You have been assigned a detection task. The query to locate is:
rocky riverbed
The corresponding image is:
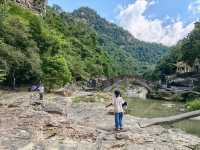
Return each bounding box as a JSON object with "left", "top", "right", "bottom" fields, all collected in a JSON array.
[{"left": 0, "top": 91, "right": 200, "bottom": 150}]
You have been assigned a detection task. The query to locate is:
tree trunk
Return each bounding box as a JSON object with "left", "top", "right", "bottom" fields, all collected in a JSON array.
[
  {"left": 12, "top": 72, "right": 16, "bottom": 90},
  {"left": 138, "top": 110, "right": 200, "bottom": 128}
]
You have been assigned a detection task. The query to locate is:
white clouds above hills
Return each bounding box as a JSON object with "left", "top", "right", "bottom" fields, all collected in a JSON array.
[{"left": 118, "top": 0, "right": 194, "bottom": 46}]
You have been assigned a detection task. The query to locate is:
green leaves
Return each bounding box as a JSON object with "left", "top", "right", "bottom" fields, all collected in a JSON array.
[
  {"left": 42, "top": 55, "right": 72, "bottom": 90},
  {"left": 155, "top": 21, "right": 200, "bottom": 78},
  {"left": 1, "top": 2, "right": 146, "bottom": 88},
  {"left": 72, "top": 7, "right": 169, "bottom": 69},
  {"left": 186, "top": 98, "right": 200, "bottom": 111},
  {"left": 0, "top": 0, "right": 7, "bottom": 20}
]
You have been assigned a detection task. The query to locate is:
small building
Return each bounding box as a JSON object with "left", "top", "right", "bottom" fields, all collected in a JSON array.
[
  {"left": 176, "top": 58, "right": 200, "bottom": 74},
  {"left": 176, "top": 61, "right": 192, "bottom": 74}
]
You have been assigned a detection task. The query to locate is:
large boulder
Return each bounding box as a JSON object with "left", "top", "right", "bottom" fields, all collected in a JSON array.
[
  {"left": 42, "top": 103, "right": 64, "bottom": 115},
  {"left": 124, "top": 86, "right": 148, "bottom": 99}
]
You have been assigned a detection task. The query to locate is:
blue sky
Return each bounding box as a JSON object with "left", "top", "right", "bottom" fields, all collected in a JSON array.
[{"left": 48, "top": 0, "right": 200, "bottom": 46}]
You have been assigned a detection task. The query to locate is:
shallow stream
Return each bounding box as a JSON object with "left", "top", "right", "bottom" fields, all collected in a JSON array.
[{"left": 127, "top": 98, "right": 200, "bottom": 137}]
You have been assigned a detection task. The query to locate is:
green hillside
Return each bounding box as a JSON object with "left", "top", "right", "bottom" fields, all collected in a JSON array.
[
  {"left": 72, "top": 7, "right": 169, "bottom": 65},
  {"left": 154, "top": 22, "right": 200, "bottom": 78},
  {"left": 0, "top": 2, "right": 169, "bottom": 89},
  {"left": 0, "top": 3, "right": 116, "bottom": 88}
]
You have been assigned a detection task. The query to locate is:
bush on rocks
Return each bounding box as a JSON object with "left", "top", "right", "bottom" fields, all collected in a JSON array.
[{"left": 186, "top": 98, "right": 200, "bottom": 111}]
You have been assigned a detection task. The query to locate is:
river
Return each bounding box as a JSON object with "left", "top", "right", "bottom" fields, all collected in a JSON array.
[{"left": 127, "top": 98, "right": 200, "bottom": 137}]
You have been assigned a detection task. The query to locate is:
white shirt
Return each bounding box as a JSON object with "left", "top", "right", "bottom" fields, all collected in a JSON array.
[
  {"left": 38, "top": 86, "right": 44, "bottom": 93},
  {"left": 112, "top": 96, "right": 124, "bottom": 113}
]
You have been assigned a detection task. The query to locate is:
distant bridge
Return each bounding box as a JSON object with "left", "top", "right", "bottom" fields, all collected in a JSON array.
[{"left": 99, "top": 75, "right": 153, "bottom": 92}]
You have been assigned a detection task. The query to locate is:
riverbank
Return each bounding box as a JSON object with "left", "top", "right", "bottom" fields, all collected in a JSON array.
[
  {"left": 0, "top": 90, "right": 200, "bottom": 149},
  {"left": 126, "top": 98, "right": 200, "bottom": 137}
]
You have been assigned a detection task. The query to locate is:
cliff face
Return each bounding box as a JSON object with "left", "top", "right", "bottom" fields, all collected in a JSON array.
[{"left": 15, "top": 0, "right": 47, "bottom": 13}]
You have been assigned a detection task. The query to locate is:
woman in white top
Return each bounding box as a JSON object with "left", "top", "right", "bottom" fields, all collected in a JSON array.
[
  {"left": 38, "top": 84, "right": 44, "bottom": 100},
  {"left": 106, "top": 90, "right": 125, "bottom": 131}
]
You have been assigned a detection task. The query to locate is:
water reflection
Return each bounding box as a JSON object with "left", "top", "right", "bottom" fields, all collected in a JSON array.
[{"left": 127, "top": 98, "right": 200, "bottom": 137}]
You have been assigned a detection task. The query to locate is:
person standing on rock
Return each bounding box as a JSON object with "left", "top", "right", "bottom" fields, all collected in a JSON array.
[
  {"left": 106, "top": 90, "right": 126, "bottom": 131},
  {"left": 38, "top": 83, "right": 44, "bottom": 100}
]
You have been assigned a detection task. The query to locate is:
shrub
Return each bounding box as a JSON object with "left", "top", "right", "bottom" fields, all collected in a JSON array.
[
  {"left": 42, "top": 55, "right": 72, "bottom": 91},
  {"left": 186, "top": 98, "right": 200, "bottom": 111}
]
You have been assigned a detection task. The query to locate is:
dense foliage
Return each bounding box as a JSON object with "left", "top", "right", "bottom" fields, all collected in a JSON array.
[
  {"left": 42, "top": 55, "right": 72, "bottom": 90},
  {"left": 0, "top": 3, "right": 169, "bottom": 89},
  {"left": 155, "top": 22, "right": 200, "bottom": 78},
  {"left": 0, "top": 3, "right": 115, "bottom": 88},
  {"left": 72, "top": 7, "right": 169, "bottom": 75},
  {"left": 187, "top": 98, "right": 200, "bottom": 111}
]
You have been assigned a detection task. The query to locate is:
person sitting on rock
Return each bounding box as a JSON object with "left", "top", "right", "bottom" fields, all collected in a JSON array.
[{"left": 106, "top": 90, "right": 126, "bottom": 131}]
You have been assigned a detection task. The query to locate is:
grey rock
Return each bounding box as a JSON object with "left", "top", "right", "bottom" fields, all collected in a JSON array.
[
  {"left": 0, "top": 91, "right": 200, "bottom": 150},
  {"left": 115, "top": 133, "right": 130, "bottom": 140},
  {"left": 14, "top": 0, "right": 47, "bottom": 14},
  {"left": 42, "top": 103, "right": 64, "bottom": 115}
]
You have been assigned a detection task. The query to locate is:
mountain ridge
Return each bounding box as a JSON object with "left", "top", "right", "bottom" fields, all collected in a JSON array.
[
  {"left": 0, "top": 3, "right": 169, "bottom": 87},
  {"left": 72, "top": 7, "right": 169, "bottom": 64}
]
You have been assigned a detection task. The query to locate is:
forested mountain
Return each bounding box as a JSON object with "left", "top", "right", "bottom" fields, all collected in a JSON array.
[
  {"left": 0, "top": 2, "right": 117, "bottom": 88},
  {"left": 72, "top": 7, "right": 169, "bottom": 65},
  {"left": 154, "top": 22, "right": 200, "bottom": 79},
  {"left": 0, "top": 2, "right": 169, "bottom": 89}
]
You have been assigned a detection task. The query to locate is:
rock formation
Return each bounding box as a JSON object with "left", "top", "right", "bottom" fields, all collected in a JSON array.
[
  {"left": 0, "top": 91, "right": 200, "bottom": 149},
  {"left": 15, "top": 0, "right": 47, "bottom": 14}
]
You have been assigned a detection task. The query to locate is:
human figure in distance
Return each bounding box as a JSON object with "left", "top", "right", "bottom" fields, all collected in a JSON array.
[
  {"left": 106, "top": 90, "right": 127, "bottom": 131},
  {"left": 38, "top": 82, "right": 44, "bottom": 100}
]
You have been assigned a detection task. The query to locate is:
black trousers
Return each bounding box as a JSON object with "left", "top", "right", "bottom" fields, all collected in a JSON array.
[{"left": 39, "top": 93, "right": 43, "bottom": 100}]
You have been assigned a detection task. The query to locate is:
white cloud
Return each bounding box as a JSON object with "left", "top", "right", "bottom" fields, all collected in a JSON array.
[
  {"left": 149, "top": 0, "right": 158, "bottom": 6},
  {"left": 118, "top": 0, "right": 194, "bottom": 46},
  {"left": 188, "top": 0, "right": 200, "bottom": 14}
]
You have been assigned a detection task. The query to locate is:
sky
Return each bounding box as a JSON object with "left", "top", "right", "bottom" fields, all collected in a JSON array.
[{"left": 48, "top": 0, "right": 200, "bottom": 46}]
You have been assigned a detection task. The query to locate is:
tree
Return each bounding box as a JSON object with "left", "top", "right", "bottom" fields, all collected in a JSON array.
[
  {"left": 42, "top": 55, "right": 72, "bottom": 91},
  {"left": 0, "top": 40, "right": 25, "bottom": 87},
  {"left": 154, "top": 21, "right": 200, "bottom": 79},
  {"left": 0, "top": 0, "right": 7, "bottom": 19}
]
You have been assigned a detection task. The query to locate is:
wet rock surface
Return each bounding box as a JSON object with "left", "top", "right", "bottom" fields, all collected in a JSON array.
[{"left": 0, "top": 91, "right": 200, "bottom": 150}]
